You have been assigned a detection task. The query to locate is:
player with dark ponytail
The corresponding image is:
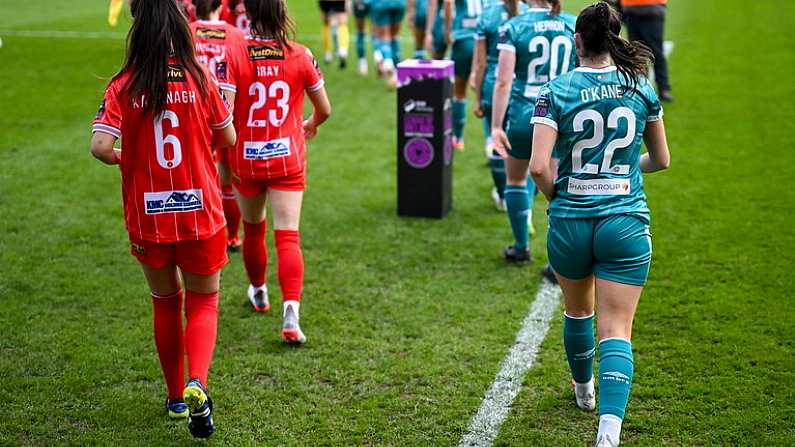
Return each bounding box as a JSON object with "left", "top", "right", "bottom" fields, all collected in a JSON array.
[
  {"left": 91, "top": 0, "right": 236, "bottom": 438},
  {"left": 529, "top": 2, "right": 669, "bottom": 446}
]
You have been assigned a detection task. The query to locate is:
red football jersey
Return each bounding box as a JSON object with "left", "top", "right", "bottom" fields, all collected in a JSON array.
[
  {"left": 178, "top": 0, "right": 197, "bottom": 23},
  {"left": 190, "top": 19, "right": 245, "bottom": 93},
  {"left": 93, "top": 62, "right": 233, "bottom": 243},
  {"left": 226, "top": 37, "right": 324, "bottom": 179},
  {"left": 225, "top": 0, "right": 250, "bottom": 34}
]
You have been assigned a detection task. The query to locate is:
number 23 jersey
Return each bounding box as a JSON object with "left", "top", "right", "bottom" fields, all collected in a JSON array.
[
  {"left": 531, "top": 67, "right": 663, "bottom": 220},
  {"left": 226, "top": 38, "right": 325, "bottom": 180},
  {"left": 92, "top": 63, "right": 233, "bottom": 243}
]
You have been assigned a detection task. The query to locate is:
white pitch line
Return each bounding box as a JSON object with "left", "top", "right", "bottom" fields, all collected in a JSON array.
[{"left": 458, "top": 279, "right": 562, "bottom": 447}]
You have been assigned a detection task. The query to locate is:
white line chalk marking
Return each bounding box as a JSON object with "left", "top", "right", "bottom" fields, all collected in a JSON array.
[{"left": 458, "top": 279, "right": 562, "bottom": 447}]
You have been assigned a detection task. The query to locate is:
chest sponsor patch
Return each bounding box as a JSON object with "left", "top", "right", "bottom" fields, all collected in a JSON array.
[
  {"left": 567, "top": 178, "right": 630, "bottom": 196},
  {"left": 196, "top": 28, "right": 226, "bottom": 40},
  {"left": 144, "top": 189, "right": 203, "bottom": 214},
  {"left": 249, "top": 44, "right": 284, "bottom": 60},
  {"left": 244, "top": 138, "right": 291, "bottom": 160},
  {"left": 167, "top": 64, "right": 187, "bottom": 83}
]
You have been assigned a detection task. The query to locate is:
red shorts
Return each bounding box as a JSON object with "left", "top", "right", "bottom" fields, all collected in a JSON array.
[
  {"left": 130, "top": 229, "right": 228, "bottom": 275},
  {"left": 232, "top": 171, "right": 306, "bottom": 196}
]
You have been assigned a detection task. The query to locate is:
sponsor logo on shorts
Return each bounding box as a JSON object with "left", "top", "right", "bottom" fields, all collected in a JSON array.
[
  {"left": 249, "top": 44, "right": 284, "bottom": 60},
  {"left": 144, "top": 189, "right": 203, "bottom": 214},
  {"left": 167, "top": 64, "right": 187, "bottom": 83},
  {"left": 567, "top": 178, "right": 630, "bottom": 196},
  {"left": 196, "top": 28, "right": 226, "bottom": 40},
  {"left": 244, "top": 138, "right": 291, "bottom": 160}
]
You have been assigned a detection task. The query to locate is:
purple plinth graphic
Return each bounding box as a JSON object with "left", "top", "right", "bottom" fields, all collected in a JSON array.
[
  {"left": 404, "top": 138, "right": 434, "bottom": 169},
  {"left": 397, "top": 59, "right": 455, "bottom": 87}
]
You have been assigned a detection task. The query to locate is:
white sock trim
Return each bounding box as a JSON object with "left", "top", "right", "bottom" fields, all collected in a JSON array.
[
  {"left": 599, "top": 337, "right": 630, "bottom": 344},
  {"left": 283, "top": 300, "right": 300, "bottom": 318},
  {"left": 564, "top": 312, "right": 595, "bottom": 319}
]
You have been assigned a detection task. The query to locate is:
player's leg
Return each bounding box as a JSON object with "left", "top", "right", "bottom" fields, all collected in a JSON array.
[
  {"left": 430, "top": 13, "right": 447, "bottom": 59},
  {"left": 217, "top": 159, "right": 241, "bottom": 252},
  {"left": 320, "top": 5, "right": 334, "bottom": 63},
  {"left": 269, "top": 187, "right": 307, "bottom": 345},
  {"left": 354, "top": 2, "right": 369, "bottom": 74},
  {"left": 503, "top": 155, "right": 531, "bottom": 261},
  {"left": 591, "top": 214, "right": 652, "bottom": 446},
  {"left": 451, "top": 38, "right": 474, "bottom": 150},
  {"left": 389, "top": 9, "right": 405, "bottom": 66},
  {"left": 481, "top": 102, "right": 506, "bottom": 211},
  {"left": 547, "top": 216, "right": 598, "bottom": 411},
  {"left": 333, "top": 9, "right": 350, "bottom": 68},
  {"left": 234, "top": 183, "right": 271, "bottom": 312},
  {"left": 140, "top": 259, "right": 187, "bottom": 419},
  {"left": 412, "top": 0, "right": 427, "bottom": 59}
]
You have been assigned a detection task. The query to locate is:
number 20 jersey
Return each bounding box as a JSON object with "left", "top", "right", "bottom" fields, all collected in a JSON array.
[
  {"left": 92, "top": 63, "right": 233, "bottom": 242},
  {"left": 531, "top": 67, "right": 664, "bottom": 220},
  {"left": 226, "top": 37, "right": 324, "bottom": 180}
]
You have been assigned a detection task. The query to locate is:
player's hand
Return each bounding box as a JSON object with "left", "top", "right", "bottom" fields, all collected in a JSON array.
[
  {"left": 424, "top": 34, "right": 434, "bottom": 53},
  {"left": 445, "top": 32, "right": 453, "bottom": 46},
  {"left": 491, "top": 128, "right": 510, "bottom": 159},
  {"left": 303, "top": 119, "right": 318, "bottom": 140},
  {"left": 113, "top": 148, "right": 122, "bottom": 165},
  {"left": 472, "top": 102, "right": 484, "bottom": 118}
]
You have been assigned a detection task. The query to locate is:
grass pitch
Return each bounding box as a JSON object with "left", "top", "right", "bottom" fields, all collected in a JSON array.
[{"left": 0, "top": 0, "right": 793, "bottom": 445}]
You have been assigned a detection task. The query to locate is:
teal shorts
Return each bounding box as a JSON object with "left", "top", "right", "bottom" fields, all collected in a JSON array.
[
  {"left": 372, "top": 5, "right": 406, "bottom": 27},
  {"left": 431, "top": 16, "right": 447, "bottom": 55},
  {"left": 505, "top": 100, "right": 534, "bottom": 159},
  {"left": 353, "top": 0, "right": 371, "bottom": 18},
  {"left": 547, "top": 214, "right": 652, "bottom": 286},
  {"left": 451, "top": 37, "right": 474, "bottom": 80},
  {"left": 414, "top": 0, "right": 428, "bottom": 29}
]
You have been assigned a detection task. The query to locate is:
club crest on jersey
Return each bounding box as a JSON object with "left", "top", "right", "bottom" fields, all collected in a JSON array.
[
  {"left": 243, "top": 138, "right": 291, "bottom": 160},
  {"left": 534, "top": 96, "right": 550, "bottom": 117},
  {"left": 144, "top": 189, "right": 203, "bottom": 214},
  {"left": 249, "top": 44, "right": 284, "bottom": 60},
  {"left": 167, "top": 64, "right": 187, "bottom": 83},
  {"left": 196, "top": 28, "right": 226, "bottom": 40}
]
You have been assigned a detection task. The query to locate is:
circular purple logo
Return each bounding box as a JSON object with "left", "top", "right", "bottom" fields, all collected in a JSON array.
[
  {"left": 444, "top": 135, "right": 453, "bottom": 165},
  {"left": 404, "top": 138, "right": 434, "bottom": 169}
]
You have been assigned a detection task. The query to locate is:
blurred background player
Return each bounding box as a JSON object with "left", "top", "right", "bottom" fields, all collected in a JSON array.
[
  {"left": 371, "top": 0, "right": 407, "bottom": 87},
  {"left": 471, "top": 0, "right": 528, "bottom": 210},
  {"left": 353, "top": 0, "right": 375, "bottom": 75},
  {"left": 226, "top": 0, "right": 331, "bottom": 344},
  {"left": 618, "top": 0, "right": 672, "bottom": 102},
  {"left": 190, "top": 0, "right": 246, "bottom": 252},
  {"left": 424, "top": 0, "right": 448, "bottom": 59},
  {"left": 107, "top": 0, "right": 125, "bottom": 27},
  {"left": 406, "top": 0, "right": 428, "bottom": 59},
  {"left": 226, "top": 0, "right": 250, "bottom": 33},
  {"left": 318, "top": 0, "right": 350, "bottom": 69},
  {"left": 178, "top": 0, "right": 198, "bottom": 22},
  {"left": 529, "top": 3, "right": 670, "bottom": 445},
  {"left": 491, "top": 0, "right": 575, "bottom": 262},
  {"left": 90, "top": 0, "right": 236, "bottom": 438},
  {"left": 444, "top": 0, "right": 487, "bottom": 151}
]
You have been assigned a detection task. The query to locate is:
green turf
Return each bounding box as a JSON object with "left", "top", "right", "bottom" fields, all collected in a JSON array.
[{"left": 0, "top": 0, "right": 793, "bottom": 445}]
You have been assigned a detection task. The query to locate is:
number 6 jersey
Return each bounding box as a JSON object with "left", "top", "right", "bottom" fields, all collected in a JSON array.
[
  {"left": 531, "top": 67, "right": 664, "bottom": 220},
  {"left": 92, "top": 62, "right": 233, "bottom": 242},
  {"left": 226, "top": 37, "right": 324, "bottom": 180}
]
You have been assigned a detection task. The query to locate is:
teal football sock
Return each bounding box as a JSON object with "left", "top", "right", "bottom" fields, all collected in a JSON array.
[
  {"left": 391, "top": 39, "right": 402, "bottom": 63},
  {"left": 599, "top": 338, "right": 634, "bottom": 420},
  {"left": 489, "top": 153, "right": 506, "bottom": 199},
  {"left": 380, "top": 40, "right": 393, "bottom": 65},
  {"left": 413, "top": 48, "right": 425, "bottom": 59},
  {"left": 356, "top": 31, "right": 366, "bottom": 59},
  {"left": 453, "top": 99, "right": 467, "bottom": 140},
  {"left": 564, "top": 313, "right": 595, "bottom": 384},
  {"left": 504, "top": 185, "right": 530, "bottom": 250},
  {"left": 526, "top": 179, "right": 537, "bottom": 197}
]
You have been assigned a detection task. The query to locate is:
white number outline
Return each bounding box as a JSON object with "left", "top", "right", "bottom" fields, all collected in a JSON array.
[
  {"left": 154, "top": 110, "right": 182, "bottom": 169},
  {"left": 247, "top": 81, "right": 291, "bottom": 128},
  {"left": 525, "top": 35, "right": 573, "bottom": 97},
  {"left": 571, "top": 107, "right": 635, "bottom": 175}
]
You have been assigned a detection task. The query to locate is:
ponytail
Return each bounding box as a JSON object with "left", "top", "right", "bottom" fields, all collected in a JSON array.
[
  {"left": 195, "top": 0, "right": 222, "bottom": 20},
  {"left": 245, "top": 0, "right": 295, "bottom": 48},
  {"left": 549, "top": 0, "right": 561, "bottom": 16},
  {"left": 121, "top": 0, "right": 208, "bottom": 114},
  {"left": 576, "top": 1, "right": 653, "bottom": 92},
  {"left": 505, "top": 0, "right": 520, "bottom": 17}
]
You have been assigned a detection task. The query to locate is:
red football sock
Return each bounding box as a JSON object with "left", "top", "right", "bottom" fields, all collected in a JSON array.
[
  {"left": 243, "top": 220, "right": 268, "bottom": 287},
  {"left": 151, "top": 290, "right": 185, "bottom": 400},
  {"left": 221, "top": 185, "right": 241, "bottom": 243},
  {"left": 275, "top": 230, "right": 304, "bottom": 302},
  {"left": 184, "top": 290, "right": 219, "bottom": 387}
]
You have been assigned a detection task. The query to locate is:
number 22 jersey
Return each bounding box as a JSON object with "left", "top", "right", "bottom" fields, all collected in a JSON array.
[
  {"left": 226, "top": 37, "right": 324, "bottom": 180},
  {"left": 92, "top": 63, "right": 233, "bottom": 242}
]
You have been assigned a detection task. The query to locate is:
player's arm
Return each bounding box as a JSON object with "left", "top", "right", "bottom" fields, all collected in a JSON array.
[
  {"left": 90, "top": 132, "right": 121, "bottom": 165},
  {"left": 424, "top": 0, "right": 438, "bottom": 51},
  {"left": 470, "top": 38, "right": 487, "bottom": 117},
  {"left": 529, "top": 123, "right": 558, "bottom": 201},
  {"left": 443, "top": 0, "right": 453, "bottom": 44},
  {"left": 213, "top": 122, "right": 236, "bottom": 149},
  {"left": 490, "top": 47, "right": 516, "bottom": 157},
  {"left": 407, "top": 0, "right": 416, "bottom": 25},
  {"left": 221, "top": 90, "right": 236, "bottom": 113},
  {"left": 303, "top": 86, "right": 332, "bottom": 140},
  {"left": 640, "top": 119, "right": 670, "bottom": 173}
]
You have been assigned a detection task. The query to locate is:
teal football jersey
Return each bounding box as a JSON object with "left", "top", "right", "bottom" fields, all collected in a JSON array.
[
  {"left": 531, "top": 67, "right": 664, "bottom": 219},
  {"left": 372, "top": 0, "right": 406, "bottom": 9},
  {"left": 497, "top": 8, "right": 576, "bottom": 108},
  {"left": 451, "top": 0, "right": 495, "bottom": 41},
  {"left": 476, "top": 2, "right": 529, "bottom": 78}
]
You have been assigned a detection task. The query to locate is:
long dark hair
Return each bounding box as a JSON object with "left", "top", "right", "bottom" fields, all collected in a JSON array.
[
  {"left": 506, "top": 0, "right": 520, "bottom": 17},
  {"left": 524, "top": 0, "right": 561, "bottom": 16},
  {"left": 195, "top": 0, "right": 222, "bottom": 20},
  {"left": 576, "top": 1, "right": 653, "bottom": 92},
  {"left": 120, "top": 0, "right": 208, "bottom": 114},
  {"left": 245, "top": 0, "right": 295, "bottom": 48}
]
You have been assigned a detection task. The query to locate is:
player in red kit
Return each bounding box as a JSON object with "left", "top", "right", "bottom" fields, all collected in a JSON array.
[
  {"left": 225, "top": 0, "right": 251, "bottom": 34},
  {"left": 190, "top": 0, "right": 246, "bottom": 252},
  {"left": 226, "top": 0, "right": 331, "bottom": 344},
  {"left": 90, "top": 0, "right": 235, "bottom": 439}
]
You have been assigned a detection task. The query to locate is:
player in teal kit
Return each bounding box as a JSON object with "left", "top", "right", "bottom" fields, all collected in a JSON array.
[
  {"left": 353, "top": 0, "right": 374, "bottom": 75},
  {"left": 371, "top": 0, "right": 407, "bottom": 87},
  {"left": 528, "top": 3, "right": 670, "bottom": 446},
  {"left": 471, "top": 0, "right": 528, "bottom": 210},
  {"left": 407, "top": 0, "right": 429, "bottom": 59},
  {"left": 424, "top": 0, "right": 448, "bottom": 59},
  {"left": 491, "top": 0, "right": 576, "bottom": 262}
]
